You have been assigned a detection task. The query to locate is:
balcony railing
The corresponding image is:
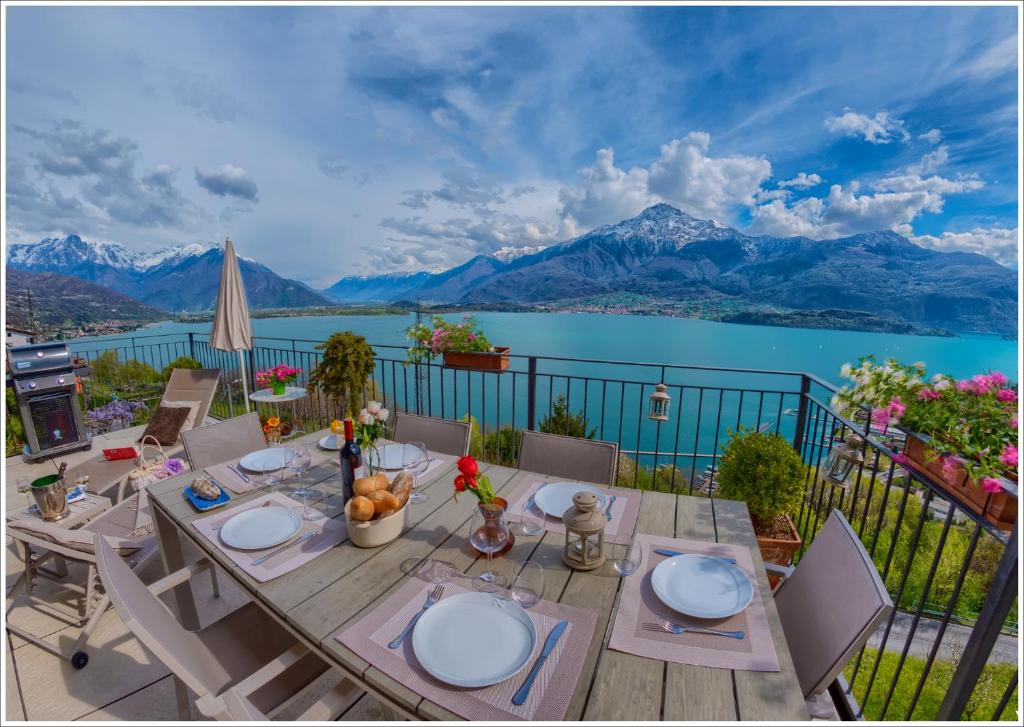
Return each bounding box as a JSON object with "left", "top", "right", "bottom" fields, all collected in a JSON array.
[{"left": 39, "top": 330, "right": 1019, "bottom": 721}]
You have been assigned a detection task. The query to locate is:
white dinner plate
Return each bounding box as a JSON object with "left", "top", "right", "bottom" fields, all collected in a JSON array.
[
  {"left": 318, "top": 435, "right": 343, "bottom": 451},
  {"left": 367, "top": 443, "right": 422, "bottom": 471},
  {"left": 238, "top": 447, "right": 297, "bottom": 472},
  {"left": 532, "top": 482, "right": 608, "bottom": 519},
  {"left": 651, "top": 554, "right": 754, "bottom": 619},
  {"left": 219, "top": 506, "right": 303, "bottom": 550},
  {"left": 412, "top": 592, "right": 537, "bottom": 688}
]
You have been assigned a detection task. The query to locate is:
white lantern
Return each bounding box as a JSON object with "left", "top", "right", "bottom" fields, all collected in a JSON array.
[
  {"left": 648, "top": 383, "right": 671, "bottom": 422},
  {"left": 824, "top": 434, "right": 865, "bottom": 488}
]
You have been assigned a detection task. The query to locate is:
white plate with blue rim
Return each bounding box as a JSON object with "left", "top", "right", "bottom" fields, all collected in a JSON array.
[
  {"left": 238, "top": 447, "right": 296, "bottom": 473},
  {"left": 411, "top": 592, "right": 537, "bottom": 688},
  {"left": 532, "top": 482, "right": 607, "bottom": 519},
  {"left": 651, "top": 554, "right": 753, "bottom": 619}
]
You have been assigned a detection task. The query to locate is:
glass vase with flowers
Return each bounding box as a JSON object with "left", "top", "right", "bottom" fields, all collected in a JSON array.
[{"left": 354, "top": 401, "right": 389, "bottom": 474}]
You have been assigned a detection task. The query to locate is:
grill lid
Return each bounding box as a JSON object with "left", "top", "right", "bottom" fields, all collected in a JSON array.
[{"left": 6, "top": 342, "right": 73, "bottom": 377}]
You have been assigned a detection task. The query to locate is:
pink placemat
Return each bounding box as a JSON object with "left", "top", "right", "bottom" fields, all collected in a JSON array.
[
  {"left": 205, "top": 458, "right": 259, "bottom": 494},
  {"left": 336, "top": 577, "right": 597, "bottom": 720},
  {"left": 504, "top": 480, "right": 641, "bottom": 545},
  {"left": 192, "top": 491, "right": 347, "bottom": 582},
  {"left": 608, "top": 533, "right": 779, "bottom": 671}
]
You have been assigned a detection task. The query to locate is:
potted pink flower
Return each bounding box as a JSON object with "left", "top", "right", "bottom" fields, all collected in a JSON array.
[
  {"left": 834, "top": 356, "right": 1017, "bottom": 529},
  {"left": 405, "top": 315, "right": 510, "bottom": 371},
  {"left": 255, "top": 364, "right": 302, "bottom": 396}
]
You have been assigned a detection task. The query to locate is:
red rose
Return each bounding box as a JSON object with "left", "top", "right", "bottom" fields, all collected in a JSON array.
[
  {"left": 466, "top": 477, "right": 478, "bottom": 489},
  {"left": 457, "top": 456, "right": 479, "bottom": 477},
  {"left": 454, "top": 474, "right": 467, "bottom": 492}
]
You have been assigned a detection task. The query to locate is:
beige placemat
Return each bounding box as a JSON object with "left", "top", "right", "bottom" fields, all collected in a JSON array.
[
  {"left": 504, "top": 480, "right": 641, "bottom": 545},
  {"left": 336, "top": 577, "right": 597, "bottom": 720},
  {"left": 608, "top": 533, "right": 779, "bottom": 671},
  {"left": 192, "top": 491, "right": 346, "bottom": 582},
  {"left": 205, "top": 458, "right": 260, "bottom": 494}
]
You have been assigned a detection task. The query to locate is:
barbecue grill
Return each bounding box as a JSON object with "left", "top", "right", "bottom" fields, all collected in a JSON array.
[{"left": 7, "top": 342, "right": 91, "bottom": 460}]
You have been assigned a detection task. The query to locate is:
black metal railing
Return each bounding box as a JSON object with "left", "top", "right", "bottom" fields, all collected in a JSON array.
[{"left": 53, "top": 330, "right": 1019, "bottom": 721}]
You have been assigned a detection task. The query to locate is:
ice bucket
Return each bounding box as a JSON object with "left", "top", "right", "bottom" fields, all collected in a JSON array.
[{"left": 31, "top": 474, "right": 70, "bottom": 522}]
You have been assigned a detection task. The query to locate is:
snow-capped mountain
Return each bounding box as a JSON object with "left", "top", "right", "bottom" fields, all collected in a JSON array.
[
  {"left": 490, "top": 245, "right": 547, "bottom": 262},
  {"left": 7, "top": 235, "right": 333, "bottom": 312}
]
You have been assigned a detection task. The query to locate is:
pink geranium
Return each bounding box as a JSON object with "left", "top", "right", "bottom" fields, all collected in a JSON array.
[
  {"left": 917, "top": 388, "right": 941, "bottom": 401},
  {"left": 981, "top": 477, "right": 1003, "bottom": 494},
  {"left": 996, "top": 388, "right": 1017, "bottom": 403},
  {"left": 1000, "top": 445, "right": 1018, "bottom": 469}
]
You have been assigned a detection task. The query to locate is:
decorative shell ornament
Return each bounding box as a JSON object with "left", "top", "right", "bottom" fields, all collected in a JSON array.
[{"left": 191, "top": 476, "right": 222, "bottom": 501}]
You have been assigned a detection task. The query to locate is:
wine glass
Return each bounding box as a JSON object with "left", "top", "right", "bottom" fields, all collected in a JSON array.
[
  {"left": 293, "top": 488, "right": 326, "bottom": 521},
  {"left": 16, "top": 476, "right": 32, "bottom": 511},
  {"left": 469, "top": 506, "right": 509, "bottom": 593},
  {"left": 285, "top": 443, "right": 312, "bottom": 495},
  {"left": 613, "top": 539, "right": 641, "bottom": 577},
  {"left": 403, "top": 441, "right": 431, "bottom": 504},
  {"left": 509, "top": 562, "right": 544, "bottom": 609},
  {"left": 263, "top": 445, "right": 291, "bottom": 486}
]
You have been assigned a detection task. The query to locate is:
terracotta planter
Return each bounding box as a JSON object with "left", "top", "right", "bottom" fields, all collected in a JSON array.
[
  {"left": 903, "top": 434, "right": 1017, "bottom": 530},
  {"left": 755, "top": 514, "right": 802, "bottom": 588},
  {"left": 443, "top": 347, "right": 511, "bottom": 372},
  {"left": 470, "top": 496, "right": 515, "bottom": 557}
]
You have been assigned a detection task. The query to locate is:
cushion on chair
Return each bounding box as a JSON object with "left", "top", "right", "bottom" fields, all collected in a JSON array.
[
  {"left": 160, "top": 399, "right": 202, "bottom": 431},
  {"left": 8, "top": 518, "right": 143, "bottom": 556},
  {"left": 138, "top": 404, "right": 192, "bottom": 446}
]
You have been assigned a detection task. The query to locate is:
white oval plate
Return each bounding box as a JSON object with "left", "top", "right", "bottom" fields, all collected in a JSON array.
[
  {"left": 651, "top": 554, "right": 754, "bottom": 619},
  {"left": 533, "top": 482, "right": 608, "bottom": 519},
  {"left": 219, "top": 506, "right": 302, "bottom": 550},
  {"left": 412, "top": 592, "right": 537, "bottom": 688},
  {"left": 368, "top": 443, "right": 422, "bottom": 471},
  {"left": 318, "top": 435, "right": 343, "bottom": 451},
  {"left": 239, "top": 447, "right": 297, "bottom": 472}
]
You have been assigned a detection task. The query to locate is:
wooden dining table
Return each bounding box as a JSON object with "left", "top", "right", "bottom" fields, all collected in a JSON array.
[{"left": 146, "top": 428, "right": 808, "bottom": 721}]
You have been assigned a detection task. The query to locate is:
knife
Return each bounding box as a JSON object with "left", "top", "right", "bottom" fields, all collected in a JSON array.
[
  {"left": 251, "top": 531, "right": 316, "bottom": 566},
  {"left": 654, "top": 548, "right": 736, "bottom": 564},
  {"left": 512, "top": 619, "right": 569, "bottom": 705},
  {"left": 603, "top": 495, "right": 617, "bottom": 521},
  {"left": 227, "top": 464, "right": 250, "bottom": 483}
]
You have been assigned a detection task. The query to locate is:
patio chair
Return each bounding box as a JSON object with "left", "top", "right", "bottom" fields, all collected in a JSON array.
[
  {"left": 5, "top": 488, "right": 217, "bottom": 669},
  {"left": 517, "top": 430, "right": 619, "bottom": 485},
  {"left": 93, "top": 535, "right": 361, "bottom": 720},
  {"left": 180, "top": 412, "right": 266, "bottom": 471},
  {"left": 393, "top": 412, "right": 472, "bottom": 457},
  {"left": 766, "top": 510, "right": 893, "bottom": 719},
  {"left": 163, "top": 367, "right": 223, "bottom": 430}
]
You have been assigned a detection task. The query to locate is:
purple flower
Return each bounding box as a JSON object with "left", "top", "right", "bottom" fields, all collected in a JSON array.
[{"left": 164, "top": 458, "right": 185, "bottom": 475}]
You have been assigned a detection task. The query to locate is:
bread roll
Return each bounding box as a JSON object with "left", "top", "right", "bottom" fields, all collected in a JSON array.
[
  {"left": 389, "top": 470, "right": 414, "bottom": 508},
  {"left": 366, "top": 489, "right": 400, "bottom": 516},
  {"left": 354, "top": 474, "right": 389, "bottom": 497},
  {"left": 348, "top": 495, "right": 375, "bottom": 521}
]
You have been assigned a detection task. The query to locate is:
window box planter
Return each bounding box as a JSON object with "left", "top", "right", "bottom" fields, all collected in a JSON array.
[
  {"left": 901, "top": 430, "right": 1017, "bottom": 530},
  {"left": 442, "top": 347, "right": 511, "bottom": 372}
]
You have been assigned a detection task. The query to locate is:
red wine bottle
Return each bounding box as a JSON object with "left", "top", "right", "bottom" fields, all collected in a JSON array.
[{"left": 339, "top": 418, "right": 362, "bottom": 506}]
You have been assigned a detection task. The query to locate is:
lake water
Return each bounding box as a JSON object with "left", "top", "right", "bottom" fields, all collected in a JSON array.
[{"left": 72, "top": 313, "right": 1017, "bottom": 481}]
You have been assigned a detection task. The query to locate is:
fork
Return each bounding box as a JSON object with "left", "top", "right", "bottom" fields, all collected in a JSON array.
[
  {"left": 643, "top": 618, "right": 745, "bottom": 639},
  {"left": 604, "top": 495, "right": 617, "bottom": 521},
  {"left": 388, "top": 584, "right": 445, "bottom": 649}
]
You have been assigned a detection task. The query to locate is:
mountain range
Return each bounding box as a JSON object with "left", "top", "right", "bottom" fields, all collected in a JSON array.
[
  {"left": 322, "top": 204, "right": 1018, "bottom": 335},
  {"left": 7, "top": 235, "right": 334, "bottom": 312}
]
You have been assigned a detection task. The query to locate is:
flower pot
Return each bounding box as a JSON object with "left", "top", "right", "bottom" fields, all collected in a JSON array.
[
  {"left": 754, "top": 514, "right": 802, "bottom": 588},
  {"left": 443, "top": 347, "right": 511, "bottom": 372},
  {"left": 270, "top": 380, "right": 287, "bottom": 396},
  {"left": 903, "top": 433, "right": 1017, "bottom": 530},
  {"left": 470, "top": 496, "right": 515, "bottom": 557}
]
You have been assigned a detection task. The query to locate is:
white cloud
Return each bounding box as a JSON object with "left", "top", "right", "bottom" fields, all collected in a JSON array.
[
  {"left": 194, "top": 163, "right": 259, "bottom": 202},
  {"left": 910, "top": 227, "right": 1019, "bottom": 266},
  {"left": 749, "top": 196, "right": 825, "bottom": 237},
  {"left": 559, "top": 131, "right": 771, "bottom": 229},
  {"left": 919, "top": 128, "right": 943, "bottom": 144},
  {"left": 872, "top": 171, "right": 984, "bottom": 196},
  {"left": 824, "top": 108, "right": 910, "bottom": 144},
  {"left": 905, "top": 145, "right": 949, "bottom": 175},
  {"left": 777, "top": 172, "right": 822, "bottom": 189}
]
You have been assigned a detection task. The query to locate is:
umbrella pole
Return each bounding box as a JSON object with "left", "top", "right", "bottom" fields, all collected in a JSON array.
[{"left": 239, "top": 349, "right": 251, "bottom": 413}]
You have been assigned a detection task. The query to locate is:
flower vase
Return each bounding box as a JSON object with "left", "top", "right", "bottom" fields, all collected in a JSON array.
[
  {"left": 471, "top": 497, "right": 515, "bottom": 558},
  {"left": 271, "top": 380, "right": 286, "bottom": 396}
]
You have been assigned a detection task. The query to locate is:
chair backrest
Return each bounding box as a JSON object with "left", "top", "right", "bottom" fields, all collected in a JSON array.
[
  {"left": 774, "top": 510, "right": 893, "bottom": 697},
  {"left": 164, "top": 368, "right": 222, "bottom": 427},
  {"left": 393, "top": 413, "right": 472, "bottom": 457},
  {"left": 517, "top": 430, "right": 619, "bottom": 485},
  {"left": 181, "top": 412, "right": 266, "bottom": 471},
  {"left": 93, "top": 535, "right": 233, "bottom": 699}
]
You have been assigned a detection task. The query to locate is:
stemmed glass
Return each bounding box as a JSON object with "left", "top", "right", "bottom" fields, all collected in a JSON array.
[
  {"left": 509, "top": 562, "right": 544, "bottom": 609},
  {"left": 263, "top": 445, "right": 292, "bottom": 486},
  {"left": 285, "top": 443, "right": 312, "bottom": 495},
  {"left": 469, "top": 505, "right": 510, "bottom": 593},
  {"left": 403, "top": 441, "right": 431, "bottom": 504}
]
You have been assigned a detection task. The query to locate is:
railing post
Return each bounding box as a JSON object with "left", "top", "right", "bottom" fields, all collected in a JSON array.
[
  {"left": 937, "top": 524, "right": 1018, "bottom": 720},
  {"left": 792, "top": 374, "right": 810, "bottom": 454},
  {"left": 188, "top": 332, "right": 196, "bottom": 361},
  {"left": 526, "top": 356, "right": 538, "bottom": 431}
]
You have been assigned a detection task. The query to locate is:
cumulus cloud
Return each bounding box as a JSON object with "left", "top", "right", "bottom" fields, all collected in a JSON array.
[
  {"left": 558, "top": 132, "right": 771, "bottom": 230},
  {"left": 777, "top": 172, "right": 822, "bottom": 189},
  {"left": 195, "top": 163, "right": 259, "bottom": 202},
  {"left": 919, "top": 128, "right": 943, "bottom": 144},
  {"left": 824, "top": 108, "right": 910, "bottom": 144},
  {"left": 905, "top": 145, "right": 950, "bottom": 176},
  {"left": 910, "top": 227, "right": 1019, "bottom": 266}
]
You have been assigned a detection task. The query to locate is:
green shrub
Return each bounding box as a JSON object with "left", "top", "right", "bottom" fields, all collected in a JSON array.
[
  {"left": 539, "top": 395, "right": 595, "bottom": 439},
  {"left": 162, "top": 356, "right": 203, "bottom": 380},
  {"left": 484, "top": 426, "right": 522, "bottom": 467},
  {"left": 716, "top": 427, "right": 805, "bottom": 525},
  {"left": 5, "top": 388, "right": 25, "bottom": 457}
]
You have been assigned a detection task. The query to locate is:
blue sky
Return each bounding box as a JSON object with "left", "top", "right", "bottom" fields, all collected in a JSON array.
[{"left": 5, "top": 4, "right": 1019, "bottom": 286}]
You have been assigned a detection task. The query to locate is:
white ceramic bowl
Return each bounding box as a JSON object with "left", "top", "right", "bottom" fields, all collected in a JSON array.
[{"left": 345, "top": 499, "right": 408, "bottom": 548}]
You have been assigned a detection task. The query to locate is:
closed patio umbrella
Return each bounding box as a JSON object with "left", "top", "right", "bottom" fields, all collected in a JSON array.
[{"left": 210, "top": 237, "right": 254, "bottom": 412}]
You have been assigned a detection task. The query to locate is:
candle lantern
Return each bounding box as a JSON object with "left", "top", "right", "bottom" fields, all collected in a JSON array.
[
  {"left": 824, "top": 434, "right": 865, "bottom": 488},
  {"left": 562, "top": 491, "right": 607, "bottom": 571},
  {"left": 648, "top": 383, "right": 671, "bottom": 422}
]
